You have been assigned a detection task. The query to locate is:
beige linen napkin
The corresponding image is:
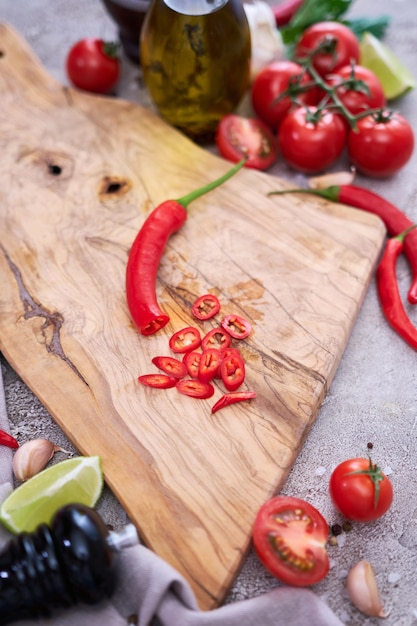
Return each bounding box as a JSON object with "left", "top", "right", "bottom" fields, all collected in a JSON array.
[{"left": 0, "top": 359, "right": 345, "bottom": 626}]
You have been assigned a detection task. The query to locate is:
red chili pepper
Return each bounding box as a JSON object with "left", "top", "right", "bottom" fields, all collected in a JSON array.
[
  {"left": 376, "top": 227, "right": 417, "bottom": 350},
  {"left": 138, "top": 374, "right": 178, "bottom": 388},
  {"left": 176, "top": 379, "right": 215, "bottom": 399},
  {"left": 221, "top": 314, "right": 252, "bottom": 339},
  {"left": 198, "top": 348, "right": 223, "bottom": 383},
  {"left": 0, "top": 429, "right": 19, "bottom": 449},
  {"left": 201, "top": 327, "right": 231, "bottom": 351},
  {"left": 272, "top": 0, "right": 305, "bottom": 26},
  {"left": 169, "top": 326, "right": 201, "bottom": 353},
  {"left": 191, "top": 293, "right": 221, "bottom": 320},
  {"left": 183, "top": 350, "right": 202, "bottom": 378},
  {"left": 211, "top": 391, "right": 257, "bottom": 414},
  {"left": 269, "top": 184, "right": 417, "bottom": 304},
  {"left": 126, "top": 159, "right": 246, "bottom": 336},
  {"left": 151, "top": 356, "right": 187, "bottom": 379},
  {"left": 220, "top": 350, "right": 246, "bottom": 391}
]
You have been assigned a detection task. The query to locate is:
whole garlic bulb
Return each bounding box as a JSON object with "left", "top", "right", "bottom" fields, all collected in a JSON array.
[
  {"left": 347, "top": 560, "right": 388, "bottom": 618},
  {"left": 12, "top": 439, "right": 67, "bottom": 481}
]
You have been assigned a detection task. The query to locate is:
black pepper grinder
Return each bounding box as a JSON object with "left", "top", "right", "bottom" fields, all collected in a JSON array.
[{"left": 0, "top": 503, "right": 138, "bottom": 625}]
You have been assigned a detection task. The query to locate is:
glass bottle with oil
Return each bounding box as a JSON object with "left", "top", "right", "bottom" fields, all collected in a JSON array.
[{"left": 140, "top": 0, "right": 251, "bottom": 141}]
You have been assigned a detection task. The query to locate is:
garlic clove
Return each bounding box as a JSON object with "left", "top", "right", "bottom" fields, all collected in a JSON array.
[
  {"left": 243, "top": 1, "right": 284, "bottom": 82},
  {"left": 347, "top": 560, "right": 388, "bottom": 618},
  {"left": 308, "top": 169, "right": 356, "bottom": 190},
  {"left": 12, "top": 438, "right": 68, "bottom": 482}
]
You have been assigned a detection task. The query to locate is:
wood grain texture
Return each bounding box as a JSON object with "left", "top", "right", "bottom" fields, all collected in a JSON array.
[{"left": 0, "top": 23, "right": 385, "bottom": 609}]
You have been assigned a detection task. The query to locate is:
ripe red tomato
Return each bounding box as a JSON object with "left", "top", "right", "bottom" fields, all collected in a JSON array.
[
  {"left": 253, "top": 496, "right": 330, "bottom": 586},
  {"left": 278, "top": 106, "right": 347, "bottom": 174},
  {"left": 294, "top": 21, "right": 360, "bottom": 77},
  {"left": 66, "top": 38, "right": 120, "bottom": 94},
  {"left": 329, "top": 457, "right": 393, "bottom": 522},
  {"left": 251, "top": 60, "right": 319, "bottom": 128},
  {"left": 347, "top": 110, "right": 414, "bottom": 178},
  {"left": 327, "top": 64, "right": 386, "bottom": 116},
  {"left": 215, "top": 115, "right": 278, "bottom": 170}
]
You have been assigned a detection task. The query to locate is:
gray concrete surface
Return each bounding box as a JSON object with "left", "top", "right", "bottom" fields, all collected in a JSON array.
[{"left": 1, "top": 0, "right": 417, "bottom": 624}]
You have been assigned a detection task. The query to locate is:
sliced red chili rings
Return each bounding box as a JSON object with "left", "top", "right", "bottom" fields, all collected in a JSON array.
[
  {"left": 220, "top": 350, "right": 246, "bottom": 391},
  {"left": 198, "top": 348, "right": 223, "bottom": 383},
  {"left": 212, "top": 391, "right": 257, "bottom": 414},
  {"left": 201, "top": 327, "right": 231, "bottom": 351},
  {"left": 191, "top": 294, "right": 221, "bottom": 320},
  {"left": 221, "top": 314, "right": 252, "bottom": 339},
  {"left": 169, "top": 326, "right": 201, "bottom": 353},
  {"left": 137, "top": 294, "right": 256, "bottom": 413},
  {"left": 138, "top": 374, "right": 178, "bottom": 389},
  {"left": 176, "top": 379, "right": 215, "bottom": 399},
  {"left": 183, "top": 350, "right": 202, "bottom": 379},
  {"left": 151, "top": 356, "right": 187, "bottom": 379}
]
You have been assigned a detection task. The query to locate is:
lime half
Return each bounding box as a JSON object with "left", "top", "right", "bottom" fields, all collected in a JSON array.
[
  {"left": 0, "top": 456, "right": 103, "bottom": 533},
  {"left": 360, "top": 32, "right": 416, "bottom": 100}
]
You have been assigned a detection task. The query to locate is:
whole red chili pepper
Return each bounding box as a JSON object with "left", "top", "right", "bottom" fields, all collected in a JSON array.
[
  {"left": 376, "top": 226, "right": 417, "bottom": 350},
  {"left": 272, "top": 0, "right": 305, "bottom": 26},
  {"left": 0, "top": 429, "right": 19, "bottom": 449},
  {"left": 269, "top": 184, "right": 417, "bottom": 304},
  {"left": 126, "top": 159, "right": 246, "bottom": 335}
]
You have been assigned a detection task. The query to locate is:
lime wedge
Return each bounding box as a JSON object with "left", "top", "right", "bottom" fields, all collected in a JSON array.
[
  {"left": 0, "top": 456, "right": 103, "bottom": 533},
  {"left": 359, "top": 32, "right": 416, "bottom": 100}
]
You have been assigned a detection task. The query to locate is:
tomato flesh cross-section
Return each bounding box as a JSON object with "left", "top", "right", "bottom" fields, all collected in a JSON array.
[{"left": 252, "top": 496, "right": 330, "bottom": 587}]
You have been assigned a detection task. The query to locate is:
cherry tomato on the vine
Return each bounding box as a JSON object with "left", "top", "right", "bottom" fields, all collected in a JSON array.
[
  {"left": 253, "top": 496, "right": 330, "bottom": 586},
  {"left": 294, "top": 21, "right": 360, "bottom": 78},
  {"left": 347, "top": 110, "right": 414, "bottom": 178},
  {"left": 66, "top": 38, "right": 121, "bottom": 94},
  {"left": 215, "top": 115, "right": 278, "bottom": 170},
  {"left": 278, "top": 106, "right": 347, "bottom": 174},
  {"left": 329, "top": 457, "right": 393, "bottom": 522},
  {"left": 326, "top": 64, "right": 386, "bottom": 116},
  {"left": 251, "top": 60, "right": 319, "bottom": 129}
]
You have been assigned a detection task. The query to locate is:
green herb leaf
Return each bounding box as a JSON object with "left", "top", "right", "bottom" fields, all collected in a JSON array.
[
  {"left": 343, "top": 16, "right": 391, "bottom": 40},
  {"left": 281, "top": 0, "right": 353, "bottom": 44},
  {"left": 280, "top": 0, "right": 391, "bottom": 45}
]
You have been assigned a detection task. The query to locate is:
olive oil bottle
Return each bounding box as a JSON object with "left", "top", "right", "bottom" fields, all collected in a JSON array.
[{"left": 140, "top": 0, "right": 251, "bottom": 140}]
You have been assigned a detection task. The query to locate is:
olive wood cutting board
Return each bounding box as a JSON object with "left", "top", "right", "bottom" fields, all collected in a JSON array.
[{"left": 0, "top": 23, "right": 385, "bottom": 610}]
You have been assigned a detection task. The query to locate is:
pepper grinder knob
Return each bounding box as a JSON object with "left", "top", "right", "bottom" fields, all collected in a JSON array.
[{"left": 0, "top": 503, "right": 138, "bottom": 625}]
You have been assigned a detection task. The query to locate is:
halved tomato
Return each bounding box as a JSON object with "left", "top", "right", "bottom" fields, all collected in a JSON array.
[
  {"left": 253, "top": 496, "right": 330, "bottom": 587},
  {"left": 215, "top": 114, "right": 278, "bottom": 170}
]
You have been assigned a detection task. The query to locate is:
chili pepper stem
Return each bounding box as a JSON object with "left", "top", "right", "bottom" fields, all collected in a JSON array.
[
  {"left": 268, "top": 187, "right": 339, "bottom": 201},
  {"left": 393, "top": 224, "right": 417, "bottom": 241},
  {"left": 177, "top": 158, "right": 247, "bottom": 208}
]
